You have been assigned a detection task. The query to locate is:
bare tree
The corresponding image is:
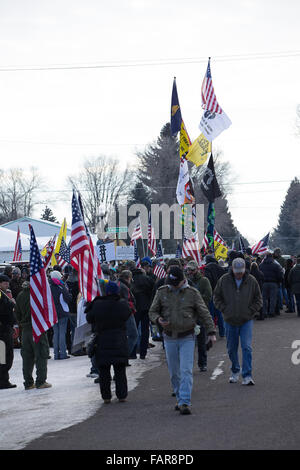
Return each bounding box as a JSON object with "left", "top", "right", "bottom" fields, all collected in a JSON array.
[
  {"left": 68, "top": 155, "right": 133, "bottom": 232},
  {"left": 0, "top": 167, "right": 42, "bottom": 223}
]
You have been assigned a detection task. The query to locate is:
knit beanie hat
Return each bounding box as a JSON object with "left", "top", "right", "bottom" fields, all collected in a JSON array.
[{"left": 105, "top": 281, "right": 120, "bottom": 296}]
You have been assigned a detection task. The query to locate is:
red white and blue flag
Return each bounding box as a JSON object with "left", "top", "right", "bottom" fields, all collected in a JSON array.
[
  {"left": 182, "top": 236, "right": 201, "bottom": 265},
  {"left": 70, "top": 191, "right": 100, "bottom": 302},
  {"left": 251, "top": 233, "right": 270, "bottom": 256},
  {"left": 133, "top": 241, "right": 141, "bottom": 268},
  {"left": 43, "top": 234, "right": 56, "bottom": 271},
  {"left": 148, "top": 213, "right": 156, "bottom": 256},
  {"left": 130, "top": 218, "right": 143, "bottom": 245},
  {"left": 153, "top": 262, "right": 166, "bottom": 279},
  {"left": 29, "top": 224, "right": 57, "bottom": 343},
  {"left": 13, "top": 226, "right": 22, "bottom": 262}
]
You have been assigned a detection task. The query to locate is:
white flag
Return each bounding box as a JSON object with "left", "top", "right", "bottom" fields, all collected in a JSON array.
[{"left": 199, "top": 109, "right": 232, "bottom": 142}]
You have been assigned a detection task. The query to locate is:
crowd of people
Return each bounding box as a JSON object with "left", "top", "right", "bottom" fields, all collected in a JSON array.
[{"left": 0, "top": 247, "right": 300, "bottom": 416}]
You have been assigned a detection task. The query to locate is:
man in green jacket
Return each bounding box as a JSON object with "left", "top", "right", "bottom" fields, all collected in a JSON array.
[
  {"left": 185, "top": 260, "right": 212, "bottom": 372},
  {"left": 214, "top": 258, "right": 262, "bottom": 385},
  {"left": 149, "top": 266, "right": 216, "bottom": 415},
  {"left": 14, "top": 281, "right": 51, "bottom": 390}
]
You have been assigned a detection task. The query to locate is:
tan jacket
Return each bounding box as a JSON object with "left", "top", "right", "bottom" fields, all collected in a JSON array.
[{"left": 149, "top": 282, "right": 216, "bottom": 338}]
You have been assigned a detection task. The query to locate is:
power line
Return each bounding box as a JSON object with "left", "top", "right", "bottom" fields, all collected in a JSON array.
[{"left": 0, "top": 49, "right": 300, "bottom": 72}]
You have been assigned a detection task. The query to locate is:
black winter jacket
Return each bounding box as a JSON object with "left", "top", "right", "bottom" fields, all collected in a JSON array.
[
  {"left": 0, "top": 290, "right": 16, "bottom": 330},
  {"left": 259, "top": 257, "right": 284, "bottom": 284},
  {"left": 204, "top": 261, "right": 226, "bottom": 291},
  {"left": 131, "top": 269, "right": 155, "bottom": 312},
  {"left": 85, "top": 295, "right": 131, "bottom": 366}
]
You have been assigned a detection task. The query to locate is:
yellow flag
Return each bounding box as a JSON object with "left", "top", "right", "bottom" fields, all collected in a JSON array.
[
  {"left": 180, "top": 120, "right": 191, "bottom": 159},
  {"left": 186, "top": 133, "right": 211, "bottom": 167},
  {"left": 214, "top": 241, "right": 228, "bottom": 261},
  {"left": 51, "top": 218, "right": 67, "bottom": 266}
]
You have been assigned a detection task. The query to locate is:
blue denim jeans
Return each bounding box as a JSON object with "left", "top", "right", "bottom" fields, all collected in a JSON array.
[
  {"left": 209, "top": 300, "right": 225, "bottom": 337},
  {"left": 225, "top": 320, "right": 253, "bottom": 378},
  {"left": 163, "top": 333, "right": 195, "bottom": 406},
  {"left": 53, "top": 317, "right": 69, "bottom": 359}
]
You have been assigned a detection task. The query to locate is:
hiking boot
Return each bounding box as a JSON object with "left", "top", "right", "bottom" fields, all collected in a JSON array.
[
  {"left": 242, "top": 376, "right": 255, "bottom": 386},
  {"left": 25, "top": 384, "right": 35, "bottom": 390},
  {"left": 179, "top": 404, "right": 191, "bottom": 415},
  {"left": 229, "top": 372, "right": 240, "bottom": 383},
  {"left": 36, "top": 382, "right": 52, "bottom": 389}
]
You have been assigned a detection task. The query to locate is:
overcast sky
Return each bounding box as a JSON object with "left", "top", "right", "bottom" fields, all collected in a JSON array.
[{"left": 0, "top": 0, "right": 299, "bottom": 244}]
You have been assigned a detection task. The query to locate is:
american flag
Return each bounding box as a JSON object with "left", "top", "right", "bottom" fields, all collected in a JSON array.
[
  {"left": 201, "top": 58, "right": 223, "bottom": 115},
  {"left": 182, "top": 236, "right": 201, "bottom": 265},
  {"left": 202, "top": 229, "right": 226, "bottom": 251},
  {"left": 13, "top": 226, "right": 22, "bottom": 262},
  {"left": 130, "top": 218, "right": 143, "bottom": 245},
  {"left": 54, "top": 237, "right": 70, "bottom": 270},
  {"left": 133, "top": 240, "right": 141, "bottom": 268},
  {"left": 70, "top": 191, "right": 100, "bottom": 302},
  {"left": 43, "top": 234, "right": 56, "bottom": 271},
  {"left": 29, "top": 224, "right": 57, "bottom": 343},
  {"left": 77, "top": 192, "right": 103, "bottom": 280},
  {"left": 148, "top": 213, "right": 156, "bottom": 256},
  {"left": 153, "top": 262, "right": 166, "bottom": 279},
  {"left": 175, "top": 242, "right": 182, "bottom": 258},
  {"left": 251, "top": 233, "right": 270, "bottom": 256}
]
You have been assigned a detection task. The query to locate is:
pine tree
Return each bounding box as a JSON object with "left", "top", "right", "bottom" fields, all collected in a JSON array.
[
  {"left": 129, "top": 122, "right": 244, "bottom": 253},
  {"left": 271, "top": 177, "right": 300, "bottom": 254},
  {"left": 41, "top": 206, "right": 59, "bottom": 223}
]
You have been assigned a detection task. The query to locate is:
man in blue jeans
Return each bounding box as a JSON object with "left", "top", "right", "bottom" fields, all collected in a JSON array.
[
  {"left": 149, "top": 266, "right": 216, "bottom": 415},
  {"left": 214, "top": 258, "right": 262, "bottom": 385}
]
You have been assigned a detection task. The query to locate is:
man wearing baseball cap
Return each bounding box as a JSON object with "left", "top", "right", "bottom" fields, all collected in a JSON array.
[
  {"left": 149, "top": 266, "right": 216, "bottom": 415},
  {"left": 213, "top": 258, "right": 262, "bottom": 385}
]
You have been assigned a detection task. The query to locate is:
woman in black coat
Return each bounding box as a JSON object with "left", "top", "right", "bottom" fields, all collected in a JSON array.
[{"left": 85, "top": 281, "right": 131, "bottom": 404}]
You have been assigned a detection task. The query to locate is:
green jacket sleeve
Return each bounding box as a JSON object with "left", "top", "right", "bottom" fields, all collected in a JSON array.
[
  {"left": 200, "top": 277, "right": 212, "bottom": 308},
  {"left": 193, "top": 289, "right": 216, "bottom": 335},
  {"left": 213, "top": 278, "right": 226, "bottom": 313},
  {"left": 148, "top": 290, "right": 162, "bottom": 325}
]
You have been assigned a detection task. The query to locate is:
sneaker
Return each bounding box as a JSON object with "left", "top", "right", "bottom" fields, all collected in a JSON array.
[
  {"left": 36, "top": 382, "right": 52, "bottom": 389},
  {"left": 0, "top": 382, "right": 17, "bottom": 389},
  {"left": 229, "top": 372, "right": 240, "bottom": 383},
  {"left": 25, "top": 384, "right": 35, "bottom": 390},
  {"left": 179, "top": 404, "right": 192, "bottom": 415},
  {"left": 86, "top": 373, "right": 99, "bottom": 378},
  {"left": 103, "top": 399, "right": 111, "bottom": 404},
  {"left": 199, "top": 366, "right": 207, "bottom": 372},
  {"left": 242, "top": 376, "right": 255, "bottom": 386}
]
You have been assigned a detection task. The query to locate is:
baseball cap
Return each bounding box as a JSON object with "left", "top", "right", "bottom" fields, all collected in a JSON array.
[
  {"left": 232, "top": 258, "right": 246, "bottom": 274},
  {"left": 167, "top": 266, "right": 184, "bottom": 286},
  {"left": 186, "top": 260, "right": 199, "bottom": 270}
]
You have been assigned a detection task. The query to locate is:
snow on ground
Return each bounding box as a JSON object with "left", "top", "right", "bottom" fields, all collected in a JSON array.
[{"left": 0, "top": 344, "right": 162, "bottom": 450}]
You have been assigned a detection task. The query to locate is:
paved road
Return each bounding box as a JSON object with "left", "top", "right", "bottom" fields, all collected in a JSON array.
[{"left": 25, "top": 312, "right": 300, "bottom": 450}]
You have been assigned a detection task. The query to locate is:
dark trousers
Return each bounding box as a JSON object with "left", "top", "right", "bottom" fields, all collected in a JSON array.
[
  {"left": 98, "top": 364, "right": 127, "bottom": 400},
  {"left": 0, "top": 328, "right": 14, "bottom": 386},
  {"left": 21, "top": 327, "right": 49, "bottom": 388},
  {"left": 262, "top": 282, "right": 278, "bottom": 316},
  {"left": 196, "top": 326, "right": 207, "bottom": 368},
  {"left": 132, "top": 310, "right": 150, "bottom": 358},
  {"left": 295, "top": 294, "right": 300, "bottom": 316}
]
